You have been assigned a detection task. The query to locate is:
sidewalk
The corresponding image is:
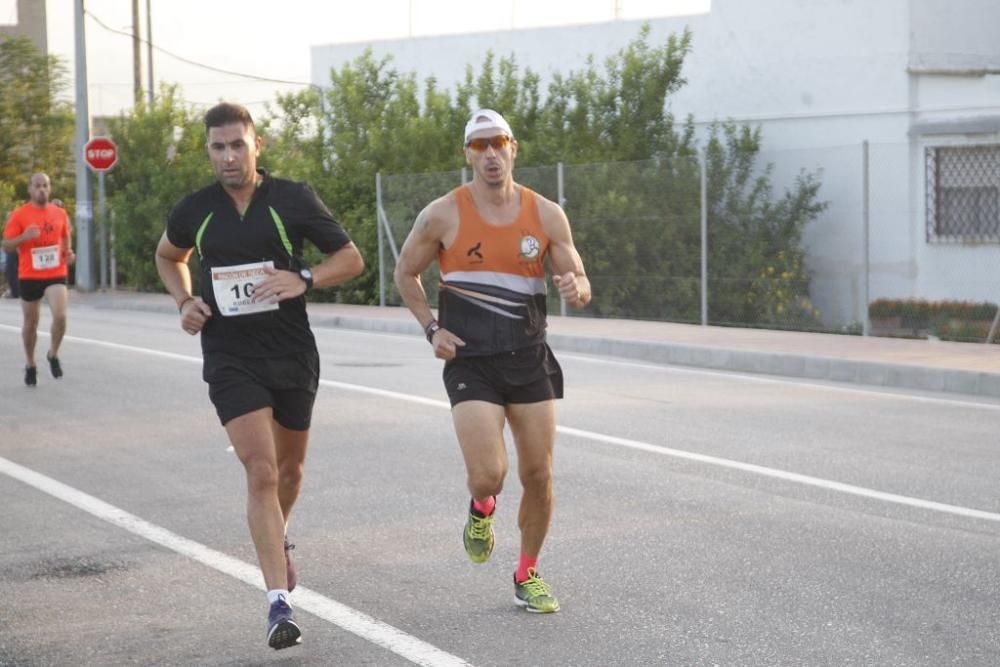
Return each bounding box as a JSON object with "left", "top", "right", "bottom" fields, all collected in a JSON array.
[{"left": 63, "top": 289, "right": 1000, "bottom": 399}]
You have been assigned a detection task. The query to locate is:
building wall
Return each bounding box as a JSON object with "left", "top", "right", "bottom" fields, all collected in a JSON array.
[
  {"left": 909, "top": 0, "right": 1000, "bottom": 73},
  {"left": 312, "top": 0, "right": 918, "bottom": 147},
  {"left": 0, "top": 0, "right": 47, "bottom": 53},
  {"left": 313, "top": 15, "right": 711, "bottom": 116},
  {"left": 909, "top": 0, "right": 1000, "bottom": 312},
  {"left": 312, "top": 0, "right": 1000, "bottom": 326}
]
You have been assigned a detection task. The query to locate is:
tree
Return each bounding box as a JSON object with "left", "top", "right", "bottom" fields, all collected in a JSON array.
[
  {"left": 704, "top": 123, "right": 827, "bottom": 328},
  {"left": 288, "top": 24, "right": 825, "bottom": 326},
  {"left": 92, "top": 23, "right": 827, "bottom": 329},
  {"left": 106, "top": 86, "right": 207, "bottom": 290},
  {"left": 309, "top": 51, "right": 471, "bottom": 304},
  {"left": 526, "top": 26, "right": 702, "bottom": 320},
  {"left": 529, "top": 25, "right": 693, "bottom": 166},
  {"left": 0, "top": 36, "right": 74, "bottom": 218}
]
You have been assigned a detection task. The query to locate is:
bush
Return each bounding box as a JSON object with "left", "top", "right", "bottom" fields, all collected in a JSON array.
[
  {"left": 868, "top": 298, "right": 999, "bottom": 342},
  {"left": 869, "top": 298, "right": 997, "bottom": 321}
]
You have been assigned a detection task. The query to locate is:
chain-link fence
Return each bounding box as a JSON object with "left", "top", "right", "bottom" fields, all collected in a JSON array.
[
  {"left": 378, "top": 158, "right": 705, "bottom": 323},
  {"left": 377, "top": 141, "right": 1000, "bottom": 342}
]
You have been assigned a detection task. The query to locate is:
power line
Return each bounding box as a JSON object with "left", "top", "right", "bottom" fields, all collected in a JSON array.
[{"left": 83, "top": 9, "right": 313, "bottom": 88}]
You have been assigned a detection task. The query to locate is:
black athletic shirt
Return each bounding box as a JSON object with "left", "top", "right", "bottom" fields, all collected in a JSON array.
[{"left": 166, "top": 170, "right": 352, "bottom": 357}]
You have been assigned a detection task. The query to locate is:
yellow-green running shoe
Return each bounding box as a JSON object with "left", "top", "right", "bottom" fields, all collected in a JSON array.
[
  {"left": 514, "top": 568, "right": 560, "bottom": 613},
  {"left": 463, "top": 498, "right": 495, "bottom": 563}
]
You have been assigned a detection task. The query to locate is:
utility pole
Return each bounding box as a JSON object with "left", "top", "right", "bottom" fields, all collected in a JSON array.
[
  {"left": 146, "top": 0, "right": 154, "bottom": 105},
  {"left": 132, "top": 0, "right": 142, "bottom": 104},
  {"left": 74, "top": 0, "right": 95, "bottom": 291}
]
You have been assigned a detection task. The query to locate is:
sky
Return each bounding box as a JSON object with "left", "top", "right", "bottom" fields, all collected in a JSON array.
[{"left": 2, "top": 0, "right": 709, "bottom": 119}]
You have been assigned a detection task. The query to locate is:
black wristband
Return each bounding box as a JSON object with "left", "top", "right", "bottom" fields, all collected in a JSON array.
[{"left": 424, "top": 320, "right": 441, "bottom": 343}]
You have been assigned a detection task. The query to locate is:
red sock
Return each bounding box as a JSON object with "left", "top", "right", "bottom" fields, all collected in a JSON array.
[
  {"left": 472, "top": 495, "right": 495, "bottom": 517},
  {"left": 515, "top": 553, "right": 538, "bottom": 583}
]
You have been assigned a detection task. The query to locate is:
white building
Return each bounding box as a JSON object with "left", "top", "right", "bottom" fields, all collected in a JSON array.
[
  {"left": 312, "top": 0, "right": 1000, "bottom": 326},
  {"left": 0, "top": 0, "right": 47, "bottom": 53}
]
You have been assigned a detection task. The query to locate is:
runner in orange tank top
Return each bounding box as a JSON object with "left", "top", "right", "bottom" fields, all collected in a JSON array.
[
  {"left": 2, "top": 172, "right": 75, "bottom": 386},
  {"left": 395, "top": 108, "right": 592, "bottom": 613}
]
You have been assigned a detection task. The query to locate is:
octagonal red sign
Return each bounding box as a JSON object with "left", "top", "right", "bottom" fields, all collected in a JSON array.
[{"left": 84, "top": 136, "right": 118, "bottom": 171}]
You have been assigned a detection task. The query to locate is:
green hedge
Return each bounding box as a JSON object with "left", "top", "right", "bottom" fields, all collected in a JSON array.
[
  {"left": 868, "top": 299, "right": 998, "bottom": 342},
  {"left": 869, "top": 298, "right": 996, "bottom": 320}
]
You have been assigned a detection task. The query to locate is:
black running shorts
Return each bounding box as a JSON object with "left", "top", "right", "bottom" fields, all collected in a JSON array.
[
  {"left": 442, "top": 343, "right": 564, "bottom": 407},
  {"left": 203, "top": 348, "right": 320, "bottom": 430},
  {"left": 19, "top": 277, "right": 67, "bottom": 302}
]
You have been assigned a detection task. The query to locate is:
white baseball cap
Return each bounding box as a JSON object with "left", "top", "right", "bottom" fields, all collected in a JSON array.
[{"left": 464, "top": 108, "right": 513, "bottom": 143}]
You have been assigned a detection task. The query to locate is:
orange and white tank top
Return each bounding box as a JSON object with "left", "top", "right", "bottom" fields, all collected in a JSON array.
[{"left": 437, "top": 185, "right": 550, "bottom": 356}]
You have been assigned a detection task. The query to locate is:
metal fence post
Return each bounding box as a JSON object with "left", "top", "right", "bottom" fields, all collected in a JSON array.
[
  {"left": 558, "top": 161, "right": 567, "bottom": 317},
  {"left": 98, "top": 171, "right": 108, "bottom": 290},
  {"left": 73, "top": 0, "right": 94, "bottom": 291},
  {"left": 987, "top": 308, "right": 1000, "bottom": 344},
  {"left": 109, "top": 211, "right": 117, "bottom": 290},
  {"left": 376, "top": 172, "right": 385, "bottom": 307},
  {"left": 700, "top": 151, "right": 708, "bottom": 326},
  {"left": 862, "top": 140, "right": 870, "bottom": 336}
]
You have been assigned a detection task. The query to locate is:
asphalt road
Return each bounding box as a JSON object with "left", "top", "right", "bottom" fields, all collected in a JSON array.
[{"left": 1, "top": 302, "right": 998, "bottom": 666}]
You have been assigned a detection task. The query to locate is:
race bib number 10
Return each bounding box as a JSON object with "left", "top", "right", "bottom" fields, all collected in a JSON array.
[
  {"left": 30, "top": 245, "right": 60, "bottom": 271},
  {"left": 211, "top": 261, "right": 280, "bottom": 317}
]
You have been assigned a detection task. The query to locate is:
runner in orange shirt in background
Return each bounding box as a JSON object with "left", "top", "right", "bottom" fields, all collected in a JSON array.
[{"left": 2, "top": 173, "right": 75, "bottom": 386}]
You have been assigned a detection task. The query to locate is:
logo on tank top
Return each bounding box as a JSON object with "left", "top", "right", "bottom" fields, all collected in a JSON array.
[
  {"left": 519, "top": 234, "right": 541, "bottom": 261},
  {"left": 466, "top": 242, "right": 484, "bottom": 263}
]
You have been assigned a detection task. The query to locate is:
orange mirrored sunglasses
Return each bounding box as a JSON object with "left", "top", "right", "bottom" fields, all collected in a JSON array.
[{"left": 466, "top": 135, "right": 511, "bottom": 152}]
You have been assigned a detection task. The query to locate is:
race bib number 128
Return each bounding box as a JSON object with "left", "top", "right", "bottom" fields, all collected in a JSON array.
[
  {"left": 30, "top": 245, "right": 60, "bottom": 271},
  {"left": 211, "top": 261, "right": 280, "bottom": 317}
]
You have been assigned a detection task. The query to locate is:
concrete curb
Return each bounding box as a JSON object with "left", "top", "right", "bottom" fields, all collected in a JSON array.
[
  {"left": 309, "top": 313, "right": 424, "bottom": 337},
  {"left": 545, "top": 333, "right": 1000, "bottom": 398}
]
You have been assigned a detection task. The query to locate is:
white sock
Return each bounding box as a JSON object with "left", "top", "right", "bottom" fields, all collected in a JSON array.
[{"left": 267, "top": 589, "right": 291, "bottom": 605}]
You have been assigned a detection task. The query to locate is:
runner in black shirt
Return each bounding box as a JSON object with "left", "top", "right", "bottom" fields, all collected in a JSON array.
[{"left": 155, "top": 102, "right": 364, "bottom": 650}]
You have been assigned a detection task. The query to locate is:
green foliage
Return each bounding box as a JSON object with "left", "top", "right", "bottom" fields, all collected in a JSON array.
[
  {"left": 868, "top": 298, "right": 999, "bottom": 342},
  {"left": 260, "top": 87, "right": 326, "bottom": 184},
  {"left": 314, "top": 53, "right": 475, "bottom": 302},
  {"left": 80, "top": 22, "right": 825, "bottom": 326},
  {"left": 531, "top": 25, "right": 694, "bottom": 165},
  {"left": 0, "top": 36, "right": 74, "bottom": 218},
  {"left": 297, "top": 24, "right": 823, "bottom": 321},
  {"left": 106, "top": 86, "right": 208, "bottom": 290},
  {"left": 869, "top": 298, "right": 997, "bottom": 322},
  {"left": 704, "top": 123, "right": 827, "bottom": 328},
  {"left": 516, "top": 27, "right": 705, "bottom": 321},
  {"left": 556, "top": 157, "right": 703, "bottom": 321}
]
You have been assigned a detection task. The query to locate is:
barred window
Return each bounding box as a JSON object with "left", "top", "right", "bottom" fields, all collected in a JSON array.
[{"left": 926, "top": 145, "right": 1000, "bottom": 242}]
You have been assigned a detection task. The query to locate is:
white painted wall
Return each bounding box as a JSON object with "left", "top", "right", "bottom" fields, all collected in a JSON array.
[
  {"left": 312, "top": 0, "right": 1000, "bottom": 327},
  {"left": 909, "top": 0, "right": 1000, "bottom": 72}
]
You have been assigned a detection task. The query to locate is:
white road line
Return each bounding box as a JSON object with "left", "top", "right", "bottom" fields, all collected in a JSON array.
[
  {"left": 5, "top": 327, "right": 999, "bottom": 526},
  {"left": 0, "top": 455, "right": 474, "bottom": 667},
  {"left": 320, "top": 378, "right": 1000, "bottom": 523},
  {"left": 555, "top": 427, "right": 1000, "bottom": 522}
]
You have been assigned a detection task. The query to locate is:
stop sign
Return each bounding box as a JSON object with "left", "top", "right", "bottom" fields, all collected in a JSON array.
[{"left": 84, "top": 136, "right": 118, "bottom": 171}]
